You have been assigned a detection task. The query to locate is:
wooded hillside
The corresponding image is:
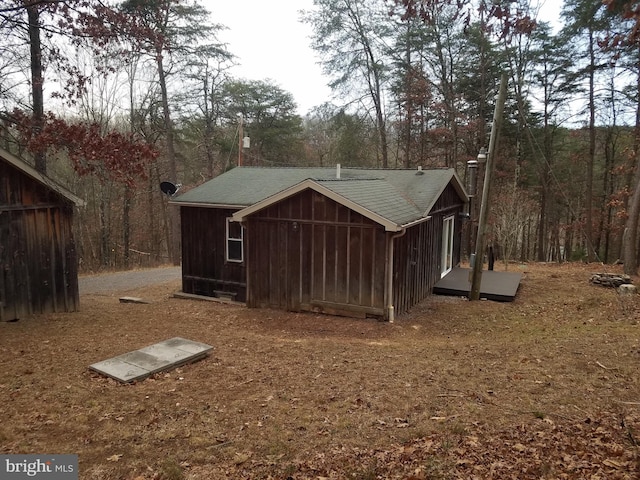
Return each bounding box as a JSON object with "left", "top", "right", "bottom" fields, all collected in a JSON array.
[{"left": 1, "top": 0, "right": 638, "bottom": 272}]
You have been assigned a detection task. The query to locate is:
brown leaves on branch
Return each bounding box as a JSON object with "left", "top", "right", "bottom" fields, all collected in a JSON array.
[
  {"left": 4, "top": 0, "right": 132, "bottom": 102},
  {"left": 603, "top": 0, "right": 640, "bottom": 45},
  {"left": 391, "top": 0, "right": 537, "bottom": 38},
  {"left": 15, "top": 0, "right": 117, "bottom": 44},
  {"left": 11, "top": 109, "right": 158, "bottom": 186}
]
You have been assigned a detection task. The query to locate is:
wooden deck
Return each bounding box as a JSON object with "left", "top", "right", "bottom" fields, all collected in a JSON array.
[{"left": 433, "top": 268, "right": 522, "bottom": 302}]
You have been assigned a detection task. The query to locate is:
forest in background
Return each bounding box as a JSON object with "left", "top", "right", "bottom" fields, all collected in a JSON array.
[{"left": 1, "top": 0, "right": 639, "bottom": 273}]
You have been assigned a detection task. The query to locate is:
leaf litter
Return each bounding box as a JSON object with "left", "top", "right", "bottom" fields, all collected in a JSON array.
[{"left": 0, "top": 262, "right": 639, "bottom": 479}]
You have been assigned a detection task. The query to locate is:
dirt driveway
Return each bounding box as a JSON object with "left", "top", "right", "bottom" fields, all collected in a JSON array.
[{"left": 78, "top": 266, "right": 181, "bottom": 295}]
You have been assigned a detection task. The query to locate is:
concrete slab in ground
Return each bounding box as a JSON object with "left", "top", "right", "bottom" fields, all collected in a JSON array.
[{"left": 89, "top": 337, "right": 213, "bottom": 383}]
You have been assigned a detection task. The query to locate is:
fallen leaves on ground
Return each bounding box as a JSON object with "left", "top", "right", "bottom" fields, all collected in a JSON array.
[{"left": 2, "top": 262, "right": 640, "bottom": 479}]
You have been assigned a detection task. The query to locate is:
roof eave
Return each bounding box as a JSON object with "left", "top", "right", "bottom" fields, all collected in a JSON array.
[
  {"left": 0, "top": 147, "right": 86, "bottom": 207},
  {"left": 400, "top": 215, "right": 432, "bottom": 229},
  {"left": 168, "top": 200, "right": 246, "bottom": 210},
  {"left": 421, "top": 169, "right": 469, "bottom": 216},
  {"left": 451, "top": 169, "right": 470, "bottom": 202}
]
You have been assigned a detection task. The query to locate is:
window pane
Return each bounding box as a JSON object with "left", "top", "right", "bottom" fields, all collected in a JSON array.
[
  {"left": 441, "top": 216, "right": 455, "bottom": 277},
  {"left": 228, "top": 239, "right": 243, "bottom": 261},
  {"left": 228, "top": 221, "right": 242, "bottom": 239}
]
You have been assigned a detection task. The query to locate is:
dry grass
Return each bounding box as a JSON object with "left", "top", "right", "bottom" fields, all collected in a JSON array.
[{"left": 1, "top": 262, "right": 640, "bottom": 479}]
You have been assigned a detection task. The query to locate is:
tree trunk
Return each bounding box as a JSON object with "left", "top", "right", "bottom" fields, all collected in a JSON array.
[
  {"left": 601, "top": 126, "right": 615, "bottom": 263},
  {"left": 586, "top": 30, "right": 596, "bottom": 262},
  {"left": 624, "top": 169, "right": 640, "bottom": 275},
  {"left": 99, "top": 188, "right": 109, "bottom": 267},
  {"left": 623, "top": 54, "right": 640, "bottom": 275},
  {"left": 27, "top": 5, "right": 46, "bottom": 173},
  {"left": 346, "top": 1, "right": 387, "bottom": 168},
  {"left": 156, "top": 52, "right": 181, "bottom": 265},
  {"left": 403, "top": 29, "right": 412, "bottom": 168},
  {"left": 432, "top": 30, "right": 457, "bottom": 168},
  {"left": 363, "top": 40, "right": 387, "bottom": 168},
  {"left": 204, "top": 78, "right": 216, "bottom": 178},
  {"left": 123, "top": 189, "right": 131, "bottom": 268},
  {"left": 536, "top": 182, "right": 548, "bottom": 262}
]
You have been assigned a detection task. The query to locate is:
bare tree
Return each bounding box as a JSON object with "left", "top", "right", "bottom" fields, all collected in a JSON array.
[
  {"left": 117, "top": 0, "right": 229, "bottom": 264},
  {"left": 303, "top": 0, "right": 391, "bottom": 167}
]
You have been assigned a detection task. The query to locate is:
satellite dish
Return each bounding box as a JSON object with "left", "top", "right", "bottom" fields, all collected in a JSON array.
[{"left": 160, "top": 181, "right": 181, "bottom": 197}]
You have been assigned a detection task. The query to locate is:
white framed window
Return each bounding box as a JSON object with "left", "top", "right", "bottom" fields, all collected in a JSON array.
[
  {"left": 441, "top": 215, "right": 455, "bottom": 277},
  {"left": 226, "top": 218, "right": 244, "bottom": 263}
]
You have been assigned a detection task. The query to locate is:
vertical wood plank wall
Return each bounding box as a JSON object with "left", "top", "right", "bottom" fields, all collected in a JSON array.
[
  {"left": 180, "top": 206, "right": 247, "bottom": 301},
  {"left": 180, "top": 181, "right": 465, "bottom": 320},
  {"left": 0, "top": 161, "right": 79, "bottom": 321},
  {"left": 246, "top": 189, "right": 387, "bottom": 317},
  {"left": 392, "top": 183, "right": 464, "bottom": 316}
]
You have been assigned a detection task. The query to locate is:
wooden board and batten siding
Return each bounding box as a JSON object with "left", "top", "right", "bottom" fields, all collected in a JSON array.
[
  {"left": 0, "top": 149, "right": 83, "bottom": 321},
  {"left": 180, "top": 206, "right": 247, "bottom": 302},
  {"left": 171, "top": 166, "right": 469, "bottom": 321},
  {"left": 392, "top": 183, "right": 464, "bottom": 316},
  {"left": 246, "top": 189, "right": 386, "bottom": 317}
]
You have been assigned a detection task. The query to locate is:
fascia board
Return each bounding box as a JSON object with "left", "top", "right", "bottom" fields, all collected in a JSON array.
[
  {"left": 169, "top": 201, "right": 245, "bottom": 209},
  {"left": 451, "top": 170, "right": 470, "bottom": 202}
]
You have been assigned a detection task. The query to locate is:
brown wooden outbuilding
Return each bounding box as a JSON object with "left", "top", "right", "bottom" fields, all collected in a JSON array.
[
  {"left": 0, "top": 148, "right": 84, "bottom": 321},
  {"left": 172, "top": 166, "right": 468, "bottom": 321}
]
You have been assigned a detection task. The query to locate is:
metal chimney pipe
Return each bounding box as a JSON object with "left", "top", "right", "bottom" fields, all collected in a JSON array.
[{"left": 467, "top": 159, "right": 478, "bottom": 196}]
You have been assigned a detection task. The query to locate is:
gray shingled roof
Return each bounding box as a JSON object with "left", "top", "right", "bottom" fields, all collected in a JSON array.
[
  {"left": 171, "top": 166, "right": 467, "bottom": 228},
  {"left": 319, "top": 179, "right": 422, "bottom": 227}
]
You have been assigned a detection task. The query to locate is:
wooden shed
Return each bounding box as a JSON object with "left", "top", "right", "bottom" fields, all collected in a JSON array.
[
  {"left": 0, "top": 148, "right": 84, "bottom": 321},
  {"left": 171, "top": 166, "right": 467, "bottom": 321}
]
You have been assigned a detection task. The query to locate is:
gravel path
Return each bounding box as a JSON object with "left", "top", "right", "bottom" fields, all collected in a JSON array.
[{"left": 78, "top": 266, "right": 181, "bottom": 295}]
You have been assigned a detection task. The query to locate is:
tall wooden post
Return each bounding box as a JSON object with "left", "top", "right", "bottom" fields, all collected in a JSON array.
[{"left": 469, "top": 73, "right": 508, "bottom": 300}]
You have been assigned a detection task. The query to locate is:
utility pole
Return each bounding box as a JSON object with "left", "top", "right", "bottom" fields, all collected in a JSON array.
[
  {"left": 466, "top": 148, "right": 485, "bottom": 256},
  {"left": 469, "top": 72, "right": 508, "bottom": 301}
]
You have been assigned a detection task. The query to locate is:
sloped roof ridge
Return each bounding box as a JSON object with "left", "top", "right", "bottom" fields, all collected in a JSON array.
[
  {"left": 234, "top": 165, "right": 452, "bottom": 171},
  {"left": 315, "top": 176, "right": 383, "bottom": 181}
]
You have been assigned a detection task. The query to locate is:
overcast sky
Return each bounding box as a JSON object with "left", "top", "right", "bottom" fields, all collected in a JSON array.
[
  {"left": 204, "top": 0, "right": 563, "bottom": 116},
  {"left": 204, "top": 0, "right": 330, "bottom": 115}
]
